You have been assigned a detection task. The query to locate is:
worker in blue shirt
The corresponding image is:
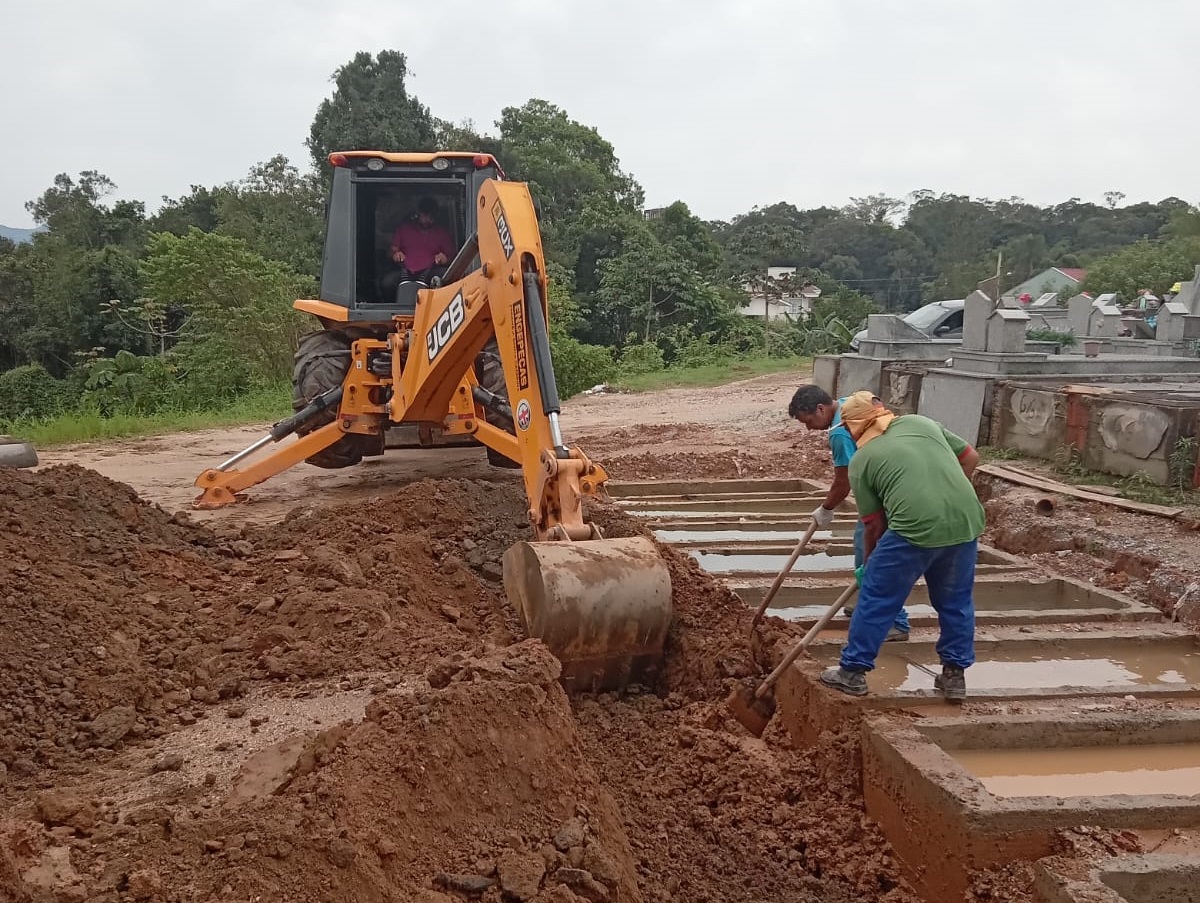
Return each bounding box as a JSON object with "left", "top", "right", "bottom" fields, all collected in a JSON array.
[{"left": 788, "top": 384, "right": 910, "bottom": 641}]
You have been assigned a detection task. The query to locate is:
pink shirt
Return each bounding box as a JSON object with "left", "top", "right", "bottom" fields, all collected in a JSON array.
[{"left": 392, "top": 222, "right": 455, "bottom": 272}]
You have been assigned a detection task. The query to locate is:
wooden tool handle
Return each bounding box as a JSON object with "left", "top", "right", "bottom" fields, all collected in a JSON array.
[
  {"left": 749, "top": 519, "right": 819, "bottom": 628},
  {"left": 755, "top": 580, "right": 858, "bottom": 698}
]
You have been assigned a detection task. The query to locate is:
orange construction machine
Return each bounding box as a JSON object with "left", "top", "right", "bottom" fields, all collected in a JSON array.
[{"left": 192, "top": 151, "right": 672, "bottom": 691}]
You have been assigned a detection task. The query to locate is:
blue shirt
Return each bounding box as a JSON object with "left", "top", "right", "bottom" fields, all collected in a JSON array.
[{"left": 828, "top": 397, "right": 856, "bottom": 469}]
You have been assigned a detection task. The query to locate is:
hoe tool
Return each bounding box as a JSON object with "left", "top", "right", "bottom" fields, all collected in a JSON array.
[
  {"left": 728, "top": 580, "right": 858, "bottom": 737},
  {"left": 749, "top": 518, "right": 819, "bottom": 632},
  {"left": 190, "top": 154, "right": 673, "bottom": 693}
]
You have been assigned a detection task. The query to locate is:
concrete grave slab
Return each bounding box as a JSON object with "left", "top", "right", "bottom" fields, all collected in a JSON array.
[{"left": 861, "top": 712, "right": 1200, "bottom": 901}]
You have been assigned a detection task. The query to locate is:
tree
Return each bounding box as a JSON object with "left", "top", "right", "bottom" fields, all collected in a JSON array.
[
  {"left": 25, "top": 171, "right": 145, "bottom": 251},
  {"left": 843, "top": 194, "right": 905, "bottom": 225},
  {"left": 648, "top": 201, "right": 725, "bottom": 279},
  {"left": 1104, "top": 190, "right": 1126, "bottom": 210},
  {"left": 216, "top": 155, "right": 325, "bottom": 278},
  {"left": 140, "top": 229, "right": 313, "bottom": 399},
  {"left": 1082, "top": 237, "right": 1200, "bottom": 299},
  {"left": 148, "top": 185, "right": 222, "bottom": 235},
  {"left": 591, "top": 230, "right": 729, "bottom": 350},
  {"left": 308, "top": 50, "right": 436, "bottom": 171},
  {"left": 496, "top": 99, "right": 643, "bottom": 226},
  {"left": 433, "top": 117, "right": 504, "bottom": 158}
]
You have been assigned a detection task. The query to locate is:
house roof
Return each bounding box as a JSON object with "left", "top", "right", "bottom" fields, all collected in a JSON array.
[{"left": 1054, "top": 267, "right": 1086, "bottom": 283}]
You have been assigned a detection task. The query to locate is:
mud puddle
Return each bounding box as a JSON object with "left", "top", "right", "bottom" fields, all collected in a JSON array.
[
  {"left": 951, "top": 743, "right": 1200, "bottom": 797},
  {"left": 828, "top": 641, "right": 1200, "bottom": 692}
]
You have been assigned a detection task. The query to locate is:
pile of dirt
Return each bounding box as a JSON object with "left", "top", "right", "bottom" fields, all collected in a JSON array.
[
  {"left": 2, "top": 642, "right": 642, "bottom": 903},
  {"left": 0, "top": 470, "right": 532, "bottom": 778},
  {"left": 575, "top": 697, "right": 918, "bottom": 903},
  {"left": 191, "top": 479, "right": 529, "bottom": 686},
  {"left": 0, "top": 465, "right": 234, "bottom": 774}
]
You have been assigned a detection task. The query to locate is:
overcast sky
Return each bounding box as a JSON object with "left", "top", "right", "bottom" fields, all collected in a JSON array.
[{"left": 2, "top": 0, "right": 1196, "bottom": 228}]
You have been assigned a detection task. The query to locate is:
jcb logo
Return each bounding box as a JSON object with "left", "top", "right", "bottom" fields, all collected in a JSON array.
[
  {"left": 492, "top": 201, "right": 515, "bottom": 260},
  {"left": 426, "top": 292, "right": 466, "bottom": 362}
]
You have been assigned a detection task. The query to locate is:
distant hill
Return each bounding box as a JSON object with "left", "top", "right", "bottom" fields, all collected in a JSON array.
[{"left": 0, "top": 225, "right": 46, "bottom": 244}]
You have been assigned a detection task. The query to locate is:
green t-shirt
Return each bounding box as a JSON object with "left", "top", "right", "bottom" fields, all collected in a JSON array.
[{"left": 848, "top": 414, "right": 985, "bottom": 548}]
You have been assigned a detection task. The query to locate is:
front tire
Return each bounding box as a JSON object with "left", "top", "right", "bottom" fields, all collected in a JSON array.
[{"left": 292, "top": 329, "right": 374, "bottom": 469}]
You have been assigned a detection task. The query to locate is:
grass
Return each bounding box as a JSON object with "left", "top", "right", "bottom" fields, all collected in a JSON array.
[
  {"left": 1, "top": 384, "right": 291, "bottom": 448},
  {"left": 609, "top": 356, "right": 811, "bottom": 393},
  {"left": 6, "top": 355, "right": 812, "bottom": 448}
]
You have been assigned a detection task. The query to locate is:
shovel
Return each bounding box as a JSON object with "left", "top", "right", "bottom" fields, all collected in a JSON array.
[
  {"left": 728, "top": 580, "right": 859, "bottom": 737},
  {"left": 749, "top": 518, "right": 820, "bottom": 632}
]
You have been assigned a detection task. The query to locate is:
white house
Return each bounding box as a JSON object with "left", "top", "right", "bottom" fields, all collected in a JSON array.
[{"left": 739, "top": 268, "right": 822, "bottom": 320}]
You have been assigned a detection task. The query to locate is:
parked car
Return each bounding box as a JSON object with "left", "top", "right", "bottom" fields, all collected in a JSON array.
[{"left": 849, "top": 299, "right": 965, "bottom": 352}]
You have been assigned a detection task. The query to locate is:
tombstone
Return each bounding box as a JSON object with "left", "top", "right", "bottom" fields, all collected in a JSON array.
[
  {"left": 1175, "top": 265, "right": 1200, "bottom": 315},
  {"left": 1093, "top": 292, "right": 1121, "bottom": 309},
  {"left": 1031, "top": 292, "right": 1058, "bottom": 308},
  {"left": 986, "top": 307, "right": 1030, "bottom": 353},
  {"left": 962, "top": 291, "right": 992, "bottom": 351},
  {"left": 1155, "top": 301, "right": 1192, "bottom": 342},
  {"left": 999, "top": 294, "right": 1023, "bottom": 309},
  {"left": 865, "top": 313, "right": 927, "bottom": 342},
  {"left": 1027, "top": 313, "right": 1052, "bottom": 332},
  {"left": 1089, "top": 304, "right": 1122, "bottom": 337},
  {"left": 1067, "top": 294, "right": 1092, "bottom": 337}
]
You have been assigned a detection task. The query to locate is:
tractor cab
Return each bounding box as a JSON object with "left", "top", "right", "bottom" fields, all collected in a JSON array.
[{"left": 301, "top": 151, "right": 504, "bottom": 325}]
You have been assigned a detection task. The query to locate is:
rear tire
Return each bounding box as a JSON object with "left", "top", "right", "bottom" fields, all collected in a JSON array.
[
  {"left": 292, "top": 329, "right": 374, "bottom": 469},
  {"left": 475, "top": 338, "right": 521, "bottom": 469}
]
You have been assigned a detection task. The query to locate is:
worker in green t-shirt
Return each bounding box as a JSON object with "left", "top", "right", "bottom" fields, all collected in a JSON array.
[
  {"left": 819, "top": 392, "right": 985, "bottom": 701},
  {"left": 787, "top": 384, "right": 909, "bottom": 640}
]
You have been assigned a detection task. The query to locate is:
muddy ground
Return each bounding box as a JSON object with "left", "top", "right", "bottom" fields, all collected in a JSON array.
[{"left": 4, "top": 368, "right": 1199, "bottom": 902}]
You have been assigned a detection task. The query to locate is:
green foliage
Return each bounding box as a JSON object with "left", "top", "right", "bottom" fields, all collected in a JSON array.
[
  {"left": 496, "top": 99, "right": 643, "bottom": 225},
  {"left": 215, "top": 156, "right": 325, "bottom": 278},
  {"left": 140, "top": 229, "right": 312, "bottom": 402},
  {"left": 1169, "top": 436, "right": 1198, "bottom": 493},
  {"left": 1025, "top": 328, "right": 1078, "bottom": 347},
  {"left": 0, "top": 364, "right": 72, "bottom": 420},
  {"left": 794, "top": 311, "right": 855, "bottom": 356},
  {"left": 550, "top": 334, "right": 616, "bottom": 398},
  {"left": 618, "top": 343, "right": 666, "bottom": 375},
  {"left": 1082, "top": 237, "right": 1200, "bottom": 299},
  {"left": 82, "top": 350, "right": 177, "bottom": 416},
  {"left": 307, "top": 50, "right": 436, "bottom": 171}
]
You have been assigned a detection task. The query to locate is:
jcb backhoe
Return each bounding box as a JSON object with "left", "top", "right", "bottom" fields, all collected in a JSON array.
[{"left": 193, "top": 151, "right": 672, "bottom": 691}]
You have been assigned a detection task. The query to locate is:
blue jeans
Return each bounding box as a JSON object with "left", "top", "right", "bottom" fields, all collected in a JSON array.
[
  {"left": 851, "top": 520, "right": 910, "bottom": 634},
  {"left": 841, "top": 529, "right": 976, "bottom": 672}
]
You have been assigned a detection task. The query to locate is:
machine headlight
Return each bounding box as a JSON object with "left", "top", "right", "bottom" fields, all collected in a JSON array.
[
  {"left": 365, "top": 158, "right": 385, "bottom": 172},
  {"left": 431, "top": 157, "right": 450, "bottom": 171}
]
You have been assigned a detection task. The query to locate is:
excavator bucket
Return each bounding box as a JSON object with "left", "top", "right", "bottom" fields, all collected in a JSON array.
[{"left": 503, "top": 535, "right": 673, "bottom": 693}]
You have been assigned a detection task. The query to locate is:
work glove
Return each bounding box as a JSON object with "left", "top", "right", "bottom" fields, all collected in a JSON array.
[
  {"left": 854, "top": 565, "right": 865, "bottom": 588},
  {"left": 811, "top": 505, "right": 835, "bottom": 529}
]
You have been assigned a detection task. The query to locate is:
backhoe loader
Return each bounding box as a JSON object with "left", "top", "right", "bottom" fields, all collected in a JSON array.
[{"left": 193, "top": 151, "right": 672, "bottom": 691}]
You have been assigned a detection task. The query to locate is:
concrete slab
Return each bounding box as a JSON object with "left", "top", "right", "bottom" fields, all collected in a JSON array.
[
  {"left": 730, "top": 575, "right": 1163, "bottom": 628},
  {"left": 607, "top": 477, "right": 825, "bottom": 497},
  {"left": 861, "top": 712, "right": 1200, "bottom": 901},
  {"left": 775, "top": 625, "right": 1200, "bottom": 748},
  {"left": 1035, "top": 854, "right": 1200, "bottom": 903},
  {"left": 685, "top": 543, "right": 1028, "bottom": 578}
]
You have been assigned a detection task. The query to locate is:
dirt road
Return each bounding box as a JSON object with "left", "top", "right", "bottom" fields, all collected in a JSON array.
[{"left": 34, "top": 368, "right": 821, "bottom": 523}]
